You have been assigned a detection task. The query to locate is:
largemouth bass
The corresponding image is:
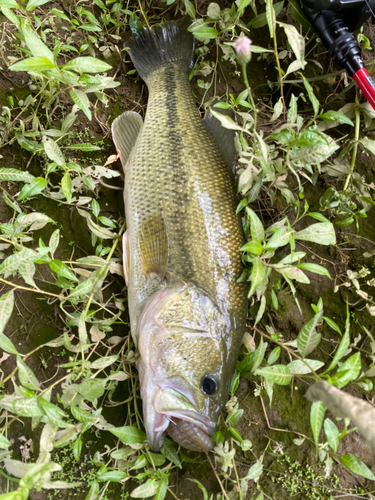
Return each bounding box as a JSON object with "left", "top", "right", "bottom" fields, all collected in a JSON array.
[{"left": 112, "top": 17, "right": 248, "bottom": 453}]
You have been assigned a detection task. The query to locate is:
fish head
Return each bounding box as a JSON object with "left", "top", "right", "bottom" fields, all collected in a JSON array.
[{"left": 137, "top": 285, "right": 229, "bottom": 452}]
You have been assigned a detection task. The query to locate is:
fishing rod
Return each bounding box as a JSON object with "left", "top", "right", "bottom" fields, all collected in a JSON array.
[{"left": 300, "top": 0, "right": 375, "bottom": 110}]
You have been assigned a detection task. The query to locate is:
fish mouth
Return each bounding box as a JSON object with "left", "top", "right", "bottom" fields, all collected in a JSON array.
[{"left": 146, "top": 384, "right": 215, "bottom": 452}]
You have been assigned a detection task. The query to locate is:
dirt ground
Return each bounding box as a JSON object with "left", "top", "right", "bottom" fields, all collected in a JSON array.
[{"left": 1, "top": 1, "right": 375, "bottom": 499}]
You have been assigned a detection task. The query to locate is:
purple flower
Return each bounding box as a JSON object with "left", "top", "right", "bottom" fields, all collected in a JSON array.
[
  {"left": 235, "top": 36, "right": 252, "bottom": 56},
  {"left": 235, "top": 36, "right": 252, "bottom": 65}
]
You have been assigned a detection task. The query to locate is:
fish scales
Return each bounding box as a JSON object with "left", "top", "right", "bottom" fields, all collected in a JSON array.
[
  {"left": 112, "top": 17, "right": 248, "bottom": 452},
  {"left": 127, "top": 65, "right": 245, "bottom": 341}
]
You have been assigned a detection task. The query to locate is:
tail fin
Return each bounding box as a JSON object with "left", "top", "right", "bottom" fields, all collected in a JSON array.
[{"left": 126, "top": 16, "right": 194, "bottom": 82}]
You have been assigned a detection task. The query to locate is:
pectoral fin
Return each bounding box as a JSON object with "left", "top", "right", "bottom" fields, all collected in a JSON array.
[
  {"left": 202, "top": 102, "right": 236, "bottom": 175},
  {"left": 111, "top": 111, "right": 143, "bottom": 173},
  {"left": 139, "top": 216, "right": 169, "bottom": 281}
]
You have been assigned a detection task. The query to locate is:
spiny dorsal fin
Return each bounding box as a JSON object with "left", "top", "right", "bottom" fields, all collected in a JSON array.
[
  {"left": 202, "top": 102, "right": 236, "bottom": 175},
  {"left": 139, "top": 215, "right": 169, "bottom": 280},
  {"left": 111, "top": 111, "right": 143, "bottom": 173}
]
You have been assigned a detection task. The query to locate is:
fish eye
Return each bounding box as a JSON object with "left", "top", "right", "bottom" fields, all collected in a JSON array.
[{"left": 201, "top": 376, "right": 219, "bottom": 395}]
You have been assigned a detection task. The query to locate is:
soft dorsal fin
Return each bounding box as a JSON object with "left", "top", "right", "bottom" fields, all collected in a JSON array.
[
  {"left": 139, "top": 215, "right": 169, "bottom": 280},
  {"left": 202, "top": 103, "right": 236, "bottom": 175},
  {"left": 111, "top": 111, "right": 143, "bottom": 172}
]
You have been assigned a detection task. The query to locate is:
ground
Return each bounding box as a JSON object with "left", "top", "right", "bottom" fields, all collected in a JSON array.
[{"left": 0, "top": 1, "right": 375, "bottom": 499}]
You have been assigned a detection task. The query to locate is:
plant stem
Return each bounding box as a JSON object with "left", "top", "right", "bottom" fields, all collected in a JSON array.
[
  {"left": 206, "top": 452, "right": 231, "bottom": 500},
  {"left": 0, "top": 277, "right": 65, "bottom": 300},
  {"left": 241, "top": 63, "right": 257, "bottom": 130},
  {"left": 343, "top": 91, "right": 360, "bottom": 192}
]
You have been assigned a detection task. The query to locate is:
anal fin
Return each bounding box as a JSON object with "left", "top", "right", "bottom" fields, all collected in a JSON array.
[
  {"left": 202, "top": 102, "right": 236, "bottom": 175},
  {"left": 139, "top": 216, "right": 169, "bottom": 281},
  {"left": 112, "top": 111, "right": 143, "bottom": 173}
]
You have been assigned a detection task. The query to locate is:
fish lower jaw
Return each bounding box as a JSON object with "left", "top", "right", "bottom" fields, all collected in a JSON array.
[
  {"left": 167, "top": 417, "right": 214, "bottom": 452},
  {"left": 147, "top": 409, "right": 215, "bottom": 453}
]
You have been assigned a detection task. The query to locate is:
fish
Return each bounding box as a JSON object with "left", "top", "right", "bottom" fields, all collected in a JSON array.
[{"left": 111, "top": 16, "right": 248, "bottom": 453}]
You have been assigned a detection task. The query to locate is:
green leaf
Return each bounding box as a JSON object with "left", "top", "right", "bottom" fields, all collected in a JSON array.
[
  {"left": 61, "top": 172, "right": 72, "bottom": 203},
  {"left": 74, "top": 378, "right": 107, "bottom": 402},
  {"left": 62, "top": 57, "right": 112, "bottom": 73},
  {"left": 187, "top": 479, "right": 209, "bottom": 500},
  {"left": 0, "top": 168, "right": 34, "bottom": 183},
  {"left": 26, "top": 0, "right": 50, "bottom": 9},
  {"left": 209, "top": 109, "right": 244, "bottom": 131},
  {"left": 277, "top": 251, "right": 305, "bottom": 265},
  {"left": 0, "top": 333, "right": 19, "bottom": 356},
  {"left": 267, "top": 346, "right": 280, "bottom": 365},
  {"left": 264, "top": 227, "right": 292, "bottom": 249},
  {"left": 66, "top": 280, "right": 93, "bottom": 301},
  {"left": 248, "top": 256, "right": 266, "bottom": 297},
  {"left": 38, "top": 397, "right": 70, "bottom": 427},
  {"left": 49, "top": 260, "right": 78, "bottom": 282},
  {"left": 0, "top": 395, "right": 44, "bottom": 417},
  {"left": 295, "top": 222, "right": 336, "bottom": 246},
  {"left": 339, "top": 454, "right": 375, "bottom": 480},
  {"left": 85, "top": 481, "right": 99, "bottom": 500},
  {"left": 19, "top": 262, "right": 36, "bottom": 288},
  {"left": 297, "top": 263, "right": 331, "bottom": 279},
  {"left": 0, "top": 290, "right": 15, "bottom": 336},
  {"left": 0, "top": 248, "right": 40, "bottom": 278},
  {"left": 245, "top": 207, "right": 265, "bottom": 241},
  {"left": 248, "top": 1, "right": 283, "bottom": 29},
  {"left": 17, "top": 357, "right": 40, "bottom": 390},
  {"left": 323, "top": 316, "right": 342, "bottom": 335},
  {"left": 324, "top": 418, "right": 339, "bottom": 452},
  {"left": 238, "top": 337, "right": 266, "bottom": 374},
  {"left": 22, "top": 25, "right": 54, "bottom": 62},
  {"left": 243, "top": 460, "right": 263, "bottom": 480},
  {"left": 154, "top": 478, "right": 168, "bottom": 500},
  {"left": 310, "top": 401, "right": 326, "bottom": 445},
  {"left": 297, "top": 311, "right": 323, "bottom": 357},
  {"left": 9, "top": 56, "right": 56, "bottom": 72},
  {"left": 326, "top": 315, "right": 350, "bottom": 372},
  {"left": 254, "top": 365, "right": 292, "bottom": 386},
  {"left": 161, "top": 438, "right": 182, "bottom": 468},
  {"left": 184, "top": 0, "right": 195, "bottom": 17},
  {"left": 130, "top": 480, "right": 159, "bottom": 498},
  {"left": 72, "top": 437, "right": 82, "bottom": 461},
  {"left": 0, "top": 433, "right": 11, "bottom": 449},
  {"left": 17, "top": 177, "right": 46, "bottom": 201},
  {"left": 307, "top": 212, "right": 330, "bottom": 223},
  {"left": 0, "top": 6, "right": 20, "bottom": 28},
  {"left": 287, "top": 359, "right": 324, "bottom": 374},
  {"left": 0, "top": 0, "right": 20, "bottom": 6},
  {"left": 69, "top": 89, "right": 91, "bottom": 120},
  {"left": 191, "top": 26, "right": 218, "bottom": 39},
  {"left": 240, "top": 240, "right": 262, "bottom": 255},
  {"left": 97, "top": 470, "right": 128, "bottom": 482},
  {"left": 359, "top": 136, "right": 375, "bottom": 155},
  {"left": 207, "top": 2, "right": 220, "bottom": 19},
  {"left": 109, "top": 426, "right": 146, "bottom": 445},
  {"left": 331, "top": 352, "right": 361, "bottom": 388},
  {"left": 64, "top": 143, "right": 101, "bottom": 151},
  {"left": 321, "top": 110, "right": 354, "bottom": 126},
  {"left": 49, "top": 229, "right": 60, "bottom": 258},
  {"left": 302, "top": 75, "right": 319, "bottom": 117},
  {"left": 43, "top": 137, "right": 65, "bottom": 166},
  {"left": 90, "top": 355, "right": 118, "bottom": 370},
  {"left": 278, "top": 266, "right": 310, "bottom": 284},
  {"left": 70, "top": 404, "right": 100, "bottom": 424}
]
